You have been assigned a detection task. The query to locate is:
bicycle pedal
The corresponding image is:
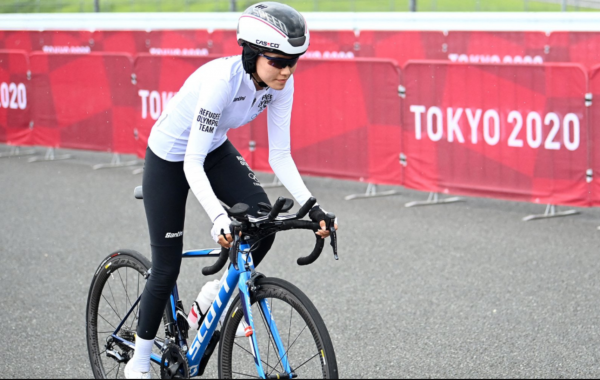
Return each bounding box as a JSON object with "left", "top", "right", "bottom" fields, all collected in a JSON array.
[{"left": 197, "top": 330, "right": 220, "bottom": 376}]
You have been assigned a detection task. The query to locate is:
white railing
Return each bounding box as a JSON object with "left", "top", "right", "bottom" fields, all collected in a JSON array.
[{"left": 1, "top": 12, "right": 600, "bottom": 32}]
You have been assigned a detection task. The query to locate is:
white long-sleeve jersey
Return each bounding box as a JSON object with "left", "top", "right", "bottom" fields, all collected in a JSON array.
[{"left": 148, "top": 55, "right": 313, "bottom": 222}]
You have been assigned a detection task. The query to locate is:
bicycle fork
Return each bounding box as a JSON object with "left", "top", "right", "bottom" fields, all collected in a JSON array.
[{"left": 238, "top": 271, "right": 294, "bottom": 379}]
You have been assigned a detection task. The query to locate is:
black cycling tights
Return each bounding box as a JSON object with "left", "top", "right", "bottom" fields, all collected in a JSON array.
[{"left": 137, "top": 141, "right": 275, "bottom": 340}]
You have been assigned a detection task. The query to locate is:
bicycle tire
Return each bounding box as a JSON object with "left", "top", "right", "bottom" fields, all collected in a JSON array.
[
  {"left": 86, "top": 249, "right": 169, "bottom": 379},
  {"left": 218, "top": 277, "right": 338, "bottom": 379}
]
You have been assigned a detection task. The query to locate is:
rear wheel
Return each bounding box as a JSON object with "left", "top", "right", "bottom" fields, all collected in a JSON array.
[
  {"left": 218, "top": 277, "right": 338, "bottom": 379},
  {"left": 86, "top": 249, "right": 169, "bottom": 379}
]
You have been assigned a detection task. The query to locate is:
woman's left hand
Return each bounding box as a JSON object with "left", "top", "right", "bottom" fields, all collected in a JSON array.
[
  {"left": 316, "top": 219, "right": 338, "bottom": 239},
  {"left": 308, "top": 205, "right": 338, "bottom": 239}
]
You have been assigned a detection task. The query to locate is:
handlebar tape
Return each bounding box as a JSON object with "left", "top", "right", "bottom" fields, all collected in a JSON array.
[
  {"left": 277, "top": 220, "right": 325, "bottom": 266},
  {"left": 202, "top": 247, "right": 229, "bottom": 276},
  {"left": 297, "top": 237, "right": 325, "bottom": 266},
  {"left": 296, "top": 197, "right": 317, "bottom": 219}
]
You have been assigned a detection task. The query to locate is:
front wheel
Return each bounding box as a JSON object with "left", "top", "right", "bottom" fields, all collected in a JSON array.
[{"left": 218, "top": 277, "right": 338, "bottom": 379}]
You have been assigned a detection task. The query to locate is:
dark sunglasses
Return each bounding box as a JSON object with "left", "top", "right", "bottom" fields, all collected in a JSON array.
[{"left": 259, "top": 53, "right": 299, "bottom": 69}]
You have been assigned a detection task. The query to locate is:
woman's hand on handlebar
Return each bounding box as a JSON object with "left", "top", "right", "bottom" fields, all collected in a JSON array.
[
  {"left": 316, "top": 220, "right": 338, "bottom": 239},
  {"left": 217, "top": 233, "right": 233, "bottom": 248},
  {"left": 309, "top": 205, "right": 338, "bottom": 239},
  {"left": 211, "top": 214, "right": 233, "bottom": 248}
]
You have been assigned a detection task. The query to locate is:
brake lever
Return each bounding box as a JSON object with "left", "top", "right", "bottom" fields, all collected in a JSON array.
[
  {"left": 229, "top": 221, "right": 242, "bottom": 270},
  {"left": 327, "top": 213, "right": 338, "bottom": 260}
]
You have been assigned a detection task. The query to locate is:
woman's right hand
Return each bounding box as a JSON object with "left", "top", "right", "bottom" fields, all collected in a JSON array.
[{"left": 211, "top": 214, "right": 233, "bottom": 248}]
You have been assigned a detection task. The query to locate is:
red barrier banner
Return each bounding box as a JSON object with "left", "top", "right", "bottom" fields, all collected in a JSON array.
[
  {"left": 304, "top": 31, "right": 357, "bottom": 59},
  {"left": 0, "top": 31, "right": 37, "bottom": 52},
  {"left": 91, "top": 31, "right": 151, "bottom": 55},
  {"left": 92, "top": 30, "right": 212, "bottom": 56},
  {"left": 356, "top": 31, "right": 446, "bottom": 67},
  {"left": 206, "top": 30, "right": 240, "bottom": 56},
  {"left": 446, "top": 31, "right": 547, "bottom": 65},
  {"left": 403, "top": 61, "right": 589, "bottom": 206},
  {"left": 37, "top": 30, "right": 93, "bottom": 54},
  {"left": 146, "top": 30, "right": 211, "bottom": 56},
  {"left": 591, "top": 65, "right": 600, "bottom": 206},
  {"left": 133, "top": 54, "right": 251, "bottom": 159},
  {"left": 0, "top": 50, "right": 32, "bottom": 146},
  {"left": 547, "top": 32, "right": 600, "bottom": 70},
  {"left": 0, "top": 31, "right": 93, "bottom": 53},
  {"left": 30, "top": 53, "right": 136, "bottom": 153},
  {"left": 250, "top": 58, "right": 402, "bottom": 185},
  {"left": 91, "top": 30, "right": 232, "bottom": 56}
]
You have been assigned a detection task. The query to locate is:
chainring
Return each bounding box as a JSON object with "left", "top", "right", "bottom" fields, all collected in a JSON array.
[{"left": 160, "top": 344, "right": 190, "bottom": 379}]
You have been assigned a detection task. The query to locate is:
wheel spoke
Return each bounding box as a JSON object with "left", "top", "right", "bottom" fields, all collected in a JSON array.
[
  {"left": 115, "top": 363, "right": 121, "bottom": 379},
  {"left": 106, "top": 280, "right": 122, "bottom": 319},
  {"left": 118, "top": 268, "right": 131, "bottom": 314},
  {"left": 97, "top": 313, "right": 117, "bottom": 330},
  {"left": 129, "top": 272, "right": 142, "bottom": 331},
  {"left": 117, "top": 268, "right": 134, "bottom": 313},
  {"left": 293, "top": 352, "right": 320, "bottom": 372},
  {"left": 105, "top": 362, "right": 119, "bottom": 376},
  {"left": 128, "top": 302, "right": 139, "bottom": 332},
  {"left": 232, "top": 371, "right": 262, "bottom": 379},
  {"left": 234, "top": 342, "right": 280, "bottom": 373},
  {"left": 101, "top": 293, "right": 123, "bottom": 321},
  {"left": 266, "top": 324, "right": 308, "bottom": 376}
]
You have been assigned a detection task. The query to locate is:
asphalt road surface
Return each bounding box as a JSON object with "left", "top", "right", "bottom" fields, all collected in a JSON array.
[{"left": 1, "top": 145, "right": 600, "bottom": 378}]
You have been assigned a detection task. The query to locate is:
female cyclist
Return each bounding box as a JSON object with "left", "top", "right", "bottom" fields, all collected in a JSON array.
[{"left": 125, "top": 2, "right": 338, "bottom": 378}]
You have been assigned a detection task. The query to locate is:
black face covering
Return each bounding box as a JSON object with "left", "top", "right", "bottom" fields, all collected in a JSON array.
[{"left": 241, "top": 44, "right": 268, "bottom": 88}]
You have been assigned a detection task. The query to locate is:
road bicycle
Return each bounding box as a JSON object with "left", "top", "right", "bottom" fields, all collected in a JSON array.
[{"left": 86, "top": 187, "right": 339, "bottom": 379}]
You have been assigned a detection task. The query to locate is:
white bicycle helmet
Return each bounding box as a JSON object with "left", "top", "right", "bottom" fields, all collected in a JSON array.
[{"left": 237, "top": 2, "right": 310, "bottom": 75}]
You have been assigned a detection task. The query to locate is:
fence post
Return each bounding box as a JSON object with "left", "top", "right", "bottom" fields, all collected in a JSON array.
[
  {"left": 410, "top": 0, "right": 417, "bottom": 12},
  {"left": 94, "top": 0, "right": 99, "bottom": 12},
  {"left": 230, "top": 0, "right": 236, "bottom": 11}
]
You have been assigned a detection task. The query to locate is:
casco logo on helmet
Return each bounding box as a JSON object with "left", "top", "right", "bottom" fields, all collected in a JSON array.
[{"left": 256, "top": 40, "right": 280, "bottom": 49}]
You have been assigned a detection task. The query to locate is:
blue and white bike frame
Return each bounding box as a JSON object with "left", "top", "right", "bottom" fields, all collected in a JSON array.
[{"left": 109, "top": 243, "right": 292, "bottom": 378}]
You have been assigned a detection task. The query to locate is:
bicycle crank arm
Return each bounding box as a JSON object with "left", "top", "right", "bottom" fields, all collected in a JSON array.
[{"left": 166, "top": 363, "right": 182, "bottom": 378}]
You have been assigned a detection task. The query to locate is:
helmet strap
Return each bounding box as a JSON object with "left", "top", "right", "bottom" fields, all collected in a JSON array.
[{"left": 251, "top": 73, "right": 268, "bottom": 89}]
